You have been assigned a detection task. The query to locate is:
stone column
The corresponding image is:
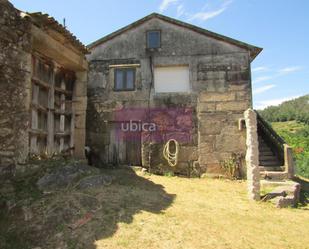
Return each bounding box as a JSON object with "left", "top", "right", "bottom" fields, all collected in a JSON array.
[
  {"left": 244, "top": 109, "right": 260, "bottom": 201},
  {"left": 284, "top": 144, "right": 295, "bottom": 179}
]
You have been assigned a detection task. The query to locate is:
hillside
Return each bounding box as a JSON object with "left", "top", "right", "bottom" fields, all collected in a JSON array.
[
  {"left": 258, "top": 95, "right": 309, "bottom": 124},
  {"left": 258, "top": 95, "right": 309, "bottom": 178}
]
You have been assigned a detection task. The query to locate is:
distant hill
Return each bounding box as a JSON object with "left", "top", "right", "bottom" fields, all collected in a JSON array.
[{"left": 258, "top": 95, "right": 309, "bottom": 124}]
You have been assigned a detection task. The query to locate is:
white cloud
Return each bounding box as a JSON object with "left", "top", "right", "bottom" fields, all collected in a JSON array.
[
  {"left": 159, "top": 0, "right": 179, "bottom": 13},
  {"left": 188, "top": 0, "right": 233, "bottom": 22},
  {"left": 252, "top": 66, "right": 268, "bottom": 73},
  {"left": 253, "top": 84, "right": 276, "bottom": 95},
  {"left": 176, "top": 4, "right": 185, "bottom": 17},
  {"left": 278, "top": 66, "right": 302, "bottom": 74},
  {"left": 252, "top": 76, "right": 273, "bottom": 84},
  {"left": 252, "top": 65, "right": 303, "bottom": 85},
  {"left": 255, "top": 95, "right": 300, "bottom": 110}
]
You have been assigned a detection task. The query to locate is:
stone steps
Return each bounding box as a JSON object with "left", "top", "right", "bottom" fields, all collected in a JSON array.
[
  {"left": 258, "top": 136, "right": 283, "bottom": 171},
  {"left": 260, "top": 180, "right": 300, "bottom": 208}
]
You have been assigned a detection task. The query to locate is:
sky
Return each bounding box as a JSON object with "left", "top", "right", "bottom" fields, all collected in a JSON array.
[{"left": 10, "top": 0, "right": 309, "bottom": 109}]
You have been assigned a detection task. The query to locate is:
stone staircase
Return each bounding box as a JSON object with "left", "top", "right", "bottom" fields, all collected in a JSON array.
[
  {"left": 258, "top": 135, "right": 287, "bottom": 180},
  {"left": 259, "top": 136, "right": 282, "bottom": 167},
  {"left": 254, "top": 111, "right": 298, "bottom": 207}
]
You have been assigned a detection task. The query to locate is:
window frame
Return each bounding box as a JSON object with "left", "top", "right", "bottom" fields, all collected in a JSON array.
[
  {"left": 146, "top": 30, "right": 161, "bottom": 49},
  {"left": 113, "top": 67, "right": 136, "bottom": 91}
]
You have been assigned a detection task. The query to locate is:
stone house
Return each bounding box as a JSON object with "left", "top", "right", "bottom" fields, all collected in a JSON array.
[
  {"left": 0, "top": 2, "right": 294, "bottom": 179},
  {"left": 0, "top": 0, "right": 88, "bottom": 176},
  {"left": 86, "top": 13, "right": 264, "bottom": 175}
]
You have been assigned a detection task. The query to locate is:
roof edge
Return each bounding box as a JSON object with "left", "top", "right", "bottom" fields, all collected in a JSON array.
[{"left": 20, "top": 11, "right": 89, "bottom": 54}]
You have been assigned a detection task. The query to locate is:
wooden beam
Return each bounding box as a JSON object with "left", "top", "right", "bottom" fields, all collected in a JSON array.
[
  {"left": 109, "top": 64, "right": 140, "bottom": 68},
  {"left": 31, "top": 25, "right": 88, "bottom": 71},
  {"left": 47, "top": 66, "right": 55, "bottom": 155},
  {"left": 59, "top": 80, "right": 66, "bottom": 152},
  {"left": 32, "top": 76, "right": 51, "bottom": 89},
  {"left": 30, "top": 82, "right": 39, "bottom": 154}
]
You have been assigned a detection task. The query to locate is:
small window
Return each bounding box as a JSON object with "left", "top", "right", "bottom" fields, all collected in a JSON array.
[
  {"left": 147, "top": 31, "right": 161, "bottom": 49},
  {"left": 114, "top": 68, "right": 135, "bottom": 91}
]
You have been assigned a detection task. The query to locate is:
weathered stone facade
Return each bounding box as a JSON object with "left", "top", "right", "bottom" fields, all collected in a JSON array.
[
  {"left": 0, "top": 0, "right": 88, "bottom": 177},
  {"left": 0, "top": 0, "right": 32, "bottom": 176},
  {"left": 86, "top": 13, "right": 261, "bottom": 176}
]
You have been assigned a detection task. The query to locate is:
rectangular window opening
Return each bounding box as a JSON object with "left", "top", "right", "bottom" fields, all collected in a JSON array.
[
  {"left": 114, "top": 68, "right": 136, "bottom": 91},
  {"left": 147, "top": 30, "right": 161, "bottom": 49}
]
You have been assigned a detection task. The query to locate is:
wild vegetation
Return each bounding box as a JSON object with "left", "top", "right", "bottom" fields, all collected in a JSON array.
[
  {"left": 259, "top": 95, "right": 309, "bottom": 124},
  {"left": 272, "top": 121, "right": 309, "bottom": 178},
  {"left": 258, "top": 95, "right": 309, "bottom": 178}
]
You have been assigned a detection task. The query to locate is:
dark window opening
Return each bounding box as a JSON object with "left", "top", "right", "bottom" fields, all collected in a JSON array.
[
  {"left": 114, "top": 68, "right": 136, "bottom": 91},
  {"left": 147, "top": 31, "right": 161, "bottom": 49}
]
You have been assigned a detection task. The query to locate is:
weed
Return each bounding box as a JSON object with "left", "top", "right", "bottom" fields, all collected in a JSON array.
[{"left": 220, "top": 153, "right": 244, "bottom": 179}]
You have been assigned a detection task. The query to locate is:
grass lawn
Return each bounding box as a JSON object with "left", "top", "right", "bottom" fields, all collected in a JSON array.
[
  {"left": 1, "top": 165, "right": 308, "bottom": 249},
  {"left": 94, "top": 169, "right": 309, "bottom": 249}
]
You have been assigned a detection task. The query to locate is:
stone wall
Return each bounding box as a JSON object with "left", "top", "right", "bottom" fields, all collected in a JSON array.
[
  {"left": 0, "top": 0, "right": 88, "bottom": 177},
  {"left": 0, "top": 0, "right": 32, "bottom": 177},
  {"left": 197, "top": 55, "right": 250, "bottom": 175},
  {"left": 87, "top": 17, "right": 253, "bottom": 175}
]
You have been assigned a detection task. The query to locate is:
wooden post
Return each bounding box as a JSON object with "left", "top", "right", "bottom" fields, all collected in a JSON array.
[
  {"left": 30, "top": 84, "right": 39, "bottom": 154},
  {"left": 59, "top": 80, "right": 66, "bottom": 152},
  {"left": 47, "top": 65, "right": 55, "bottom": 156}
]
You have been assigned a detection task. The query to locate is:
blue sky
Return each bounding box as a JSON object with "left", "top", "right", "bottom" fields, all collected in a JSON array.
[{"left": 10, "top": 0, "right": 309, "bottom": 109}]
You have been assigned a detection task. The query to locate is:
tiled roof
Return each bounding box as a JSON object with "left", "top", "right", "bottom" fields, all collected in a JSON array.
[{"left": 20, "top": 11, "right": 89, "bottom": 54}]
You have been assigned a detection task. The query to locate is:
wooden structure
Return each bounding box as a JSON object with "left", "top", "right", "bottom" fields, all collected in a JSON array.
[
  {"left": 29, "top": 55, "right": 77, "bottom": 155},
  {"left": 25, "top": 12, "right": 89, "bottom": 158}
]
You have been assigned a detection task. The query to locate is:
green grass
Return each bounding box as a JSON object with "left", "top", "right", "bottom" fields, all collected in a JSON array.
[{"left": 272, "top": 121, "right": 309, "bottom": 178}]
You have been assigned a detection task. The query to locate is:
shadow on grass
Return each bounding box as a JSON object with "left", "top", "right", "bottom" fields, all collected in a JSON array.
[
  {"left": 84, "top": 167, "right": 176, "bottom": 248},
  {"left": 0, "top": 165, "right": 175, "bottom": 249}
]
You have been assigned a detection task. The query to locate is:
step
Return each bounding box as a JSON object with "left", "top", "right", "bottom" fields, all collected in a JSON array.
[
  {"left": 260, "top": 180, "right": 300, "bottom": 208},
  {"left": 260, "top": 160, "right": 281, "bottom": 166},
  {"left": 259, "top": 149, "right": 272, "bottom": 153},
  {"left": 260, "top": 151, "right": 275, "bottom": 156},
  {"left": 259, "top": 146, "right": 272, "bottom": 150},
  {"left": 259, "top": 166, "right": 285, "bottom": 172},
  {"left": 259, "top": 155, "right": 277, "bottom": 161},
  {"left": 260, "top": 171, "right": 288, "bottom": 180},
  {"left": 259, "top": 142, "right": 268, "bottom": 146}
]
